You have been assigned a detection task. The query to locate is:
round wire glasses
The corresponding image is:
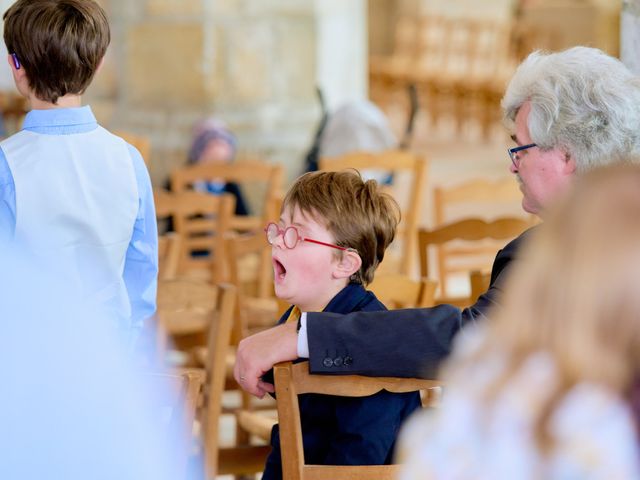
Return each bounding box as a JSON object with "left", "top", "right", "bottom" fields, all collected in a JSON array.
[{"left": 264, "top": 222, "right": 353, "bottom": 252}]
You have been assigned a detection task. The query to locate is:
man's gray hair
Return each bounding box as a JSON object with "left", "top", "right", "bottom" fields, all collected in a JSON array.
[{"left": 502, "top": 46, "right": 640, "bottom": 173}]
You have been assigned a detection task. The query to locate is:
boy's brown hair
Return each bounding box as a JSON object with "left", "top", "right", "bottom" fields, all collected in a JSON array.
[
  {"left": 3, "top": 0, "right": 110, "bottom": 104},
  {"left": 283, "top": 169, "right": 400, "bottom": 285}
]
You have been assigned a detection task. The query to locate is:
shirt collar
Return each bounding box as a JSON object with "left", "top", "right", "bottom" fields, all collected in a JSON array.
[{"left": 22, "top": 106, "right": 96, "bottom": 130}]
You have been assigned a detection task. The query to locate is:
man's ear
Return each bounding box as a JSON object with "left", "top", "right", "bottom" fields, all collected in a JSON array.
[
  {"left": 563, "top": 150, "right": 576, "bottom": 175},
  {"left": 333, "top": 250, "right": 362, "bottom": 280}
]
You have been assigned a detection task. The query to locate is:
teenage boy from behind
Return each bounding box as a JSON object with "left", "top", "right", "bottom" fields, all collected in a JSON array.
[
  {"left": 259, "top": 170, "right": 421, "bottom": 480},
  {"left": 0, "top": 0, "right": 157, "bottom": 332}
]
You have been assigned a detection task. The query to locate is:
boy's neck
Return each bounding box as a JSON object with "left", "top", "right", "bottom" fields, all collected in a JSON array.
[
  {"left": 29, "top": 93, "right": 82, "bottom": 110},
  {"left": 295, "top": 279, "right": 351, "bottom": 313}
]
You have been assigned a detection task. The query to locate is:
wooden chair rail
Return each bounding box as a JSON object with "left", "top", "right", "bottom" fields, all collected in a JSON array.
[
  {"left": 284, "top": 361, "right": 440, "bottom": 397},
  {"left": 274, "top": 360, "right": 442, "bottom": 480}
]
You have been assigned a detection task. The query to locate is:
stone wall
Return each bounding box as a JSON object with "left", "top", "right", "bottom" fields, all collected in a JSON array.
[{"left": 85, "top": 0, "right": 366, "bottom": 188}]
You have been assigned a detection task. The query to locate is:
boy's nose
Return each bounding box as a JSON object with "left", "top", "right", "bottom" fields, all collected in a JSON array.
[{"left": 271, "top": 232, "right": 286, "bottom": 249}]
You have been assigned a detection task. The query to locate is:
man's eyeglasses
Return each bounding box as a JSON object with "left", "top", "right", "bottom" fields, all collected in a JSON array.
[
  {"left": 508, "top": 143, "right": 537, "bottom": 168},
  {"left": 264, "top": 222, "right": 353, "bottom": 252}
]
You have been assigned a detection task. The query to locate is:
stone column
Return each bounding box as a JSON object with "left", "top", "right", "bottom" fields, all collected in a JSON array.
[
  {"left": 85, "top": 0, "right": 367, "bottom": 187},
  {"left": 621, "top": 0, "right": 640, "bottom": 74}
]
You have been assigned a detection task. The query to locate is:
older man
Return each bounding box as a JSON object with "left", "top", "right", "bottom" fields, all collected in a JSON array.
[{"left": 236, "top": 47, "right": 640, "bottom": 398}]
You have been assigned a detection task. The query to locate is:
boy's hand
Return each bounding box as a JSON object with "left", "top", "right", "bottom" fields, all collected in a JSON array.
[{"left": 234, "top": 322, "right": 298, "bottom": 397}]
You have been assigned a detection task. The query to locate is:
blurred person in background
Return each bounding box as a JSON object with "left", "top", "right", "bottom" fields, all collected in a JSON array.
[
  {"left": 304, "top": 99, "right": 397, "bottom": 184},
  {"left": 398, "top": 163, "right": 640, "bottom": 479},
  {"left": 186, "top": 118, "right": 249, "bottom": 216}
]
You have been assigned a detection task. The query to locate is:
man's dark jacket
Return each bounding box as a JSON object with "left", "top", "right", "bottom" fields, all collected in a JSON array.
[{"left": 307, "top": 229, "right": 535, "bottom": 379}]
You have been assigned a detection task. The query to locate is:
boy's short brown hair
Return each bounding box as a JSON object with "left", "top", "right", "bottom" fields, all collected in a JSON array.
[
  {"left": 283, "top": 170, "right": 400, "bottom": 285},
  {"left": 3, "top": 0, "right": 110, "bottom": 103}
]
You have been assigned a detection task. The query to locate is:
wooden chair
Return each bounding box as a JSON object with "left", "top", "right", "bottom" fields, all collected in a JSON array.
[
  {"left": 369, "top": 16, "right": 420, "bottom": 108},
  {"left": 160, "top": 282, "right": 270, "bottom": 478},
  {"left": 170, "top": 159, "right": 284, "bottom": 232},
  {"left": 432, "top": 177, "right": 533, "bottom": 299},
  {"left": 368, "top": 273, "right": 437, "bottom": 309},
  {"left": 273, "top": 361, "right": 441, "bottom": 480},
  {"left": 194, "top": 282, "right": 271, "bottom": 478},
  {"left": 154, "top": 188, "right": 235, "bottom": 281},
  {"left": 156, "top": 277, "right": 222, "bottom": 353},
  {"left": 223, "top": 230, "right": 280, "bottom": 446},
  {"left": 319, "top": 150, "right": 428, "bottom": 275},
  {"left": 418, "top": 217, "right": 532, "bottom": 307},
  {"left": 114, "top": 130, "right": 152, "bottom": 166}
]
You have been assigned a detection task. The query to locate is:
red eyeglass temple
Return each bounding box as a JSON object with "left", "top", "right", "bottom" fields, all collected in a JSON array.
[{"left": 301, "top": 237, "right": 349, "bottom": 251}]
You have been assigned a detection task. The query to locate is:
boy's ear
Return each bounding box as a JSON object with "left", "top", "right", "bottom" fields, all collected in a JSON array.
[
  {"left": 333, "top": 250, "right": 362, "bottom": 280},
  {"left": 8, "top": 54, "right": 26, "bottom": 79}
]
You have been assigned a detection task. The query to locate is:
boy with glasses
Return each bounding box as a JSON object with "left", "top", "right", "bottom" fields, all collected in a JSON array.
[
  {"left": 0, "top": 0, "right": 157, "bottom": 333},
  {"left": 259, "top": 170, "right": 420, "bottom": 480}
]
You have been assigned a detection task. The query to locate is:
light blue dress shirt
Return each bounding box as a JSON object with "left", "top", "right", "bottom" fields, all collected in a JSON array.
[{"left": 0, "top": 106, "right": 158, "bottom": 328}]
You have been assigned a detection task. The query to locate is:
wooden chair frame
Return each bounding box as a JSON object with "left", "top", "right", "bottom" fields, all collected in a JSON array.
[
  {"left": 170, "top": 159, "right": 283, "bottom": 232},
  {"left": 274, "top": 361, "right": 441, "bottom": 480},
  {"left": 419, "top": 217, "right": 532, "bottom": 305},
  {"left": 158, "top": 231, "right": 182, "bottom": 281},
  {"left": 432, "top": 178, "right": 532, "bottom": 298},
  {"left": 154, "top": 189, "right": 235, "bottom": 282}
]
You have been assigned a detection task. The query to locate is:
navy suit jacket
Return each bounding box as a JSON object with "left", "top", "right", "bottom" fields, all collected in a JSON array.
[
  {"left": 306, "top": 228, "right": 537, "bottom": 379},
  {"left": 262, "top": 283, "right": 421, "bottom": 480}
]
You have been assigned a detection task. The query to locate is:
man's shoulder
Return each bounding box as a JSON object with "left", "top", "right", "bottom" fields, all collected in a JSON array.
[{"left": 500, "top": 225, "right": 539, "bottom": 258}]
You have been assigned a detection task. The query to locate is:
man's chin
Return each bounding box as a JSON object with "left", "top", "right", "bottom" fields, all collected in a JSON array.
[{"left": 521, "top": 198, "right": 540, "bottom": 215}]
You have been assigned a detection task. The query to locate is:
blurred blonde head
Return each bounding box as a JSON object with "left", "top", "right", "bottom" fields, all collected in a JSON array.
[{"left": 447, "top": 162, "right": 640, "bottom": 448}]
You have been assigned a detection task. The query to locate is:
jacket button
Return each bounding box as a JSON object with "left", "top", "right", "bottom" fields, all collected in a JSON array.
[
  {"left": 333, "top": 356, "right": 343, "bottom": 367},
  {"left": 343, "top": 355, "right": 353, "bottom": 366},
  {"left": 323, "top": 357, "right": 334, "bottom": 368}
]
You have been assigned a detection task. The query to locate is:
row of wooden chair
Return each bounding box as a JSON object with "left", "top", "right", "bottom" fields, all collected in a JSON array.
[{"left": 370, "top": 14, "right": 519, "bottom": 136}]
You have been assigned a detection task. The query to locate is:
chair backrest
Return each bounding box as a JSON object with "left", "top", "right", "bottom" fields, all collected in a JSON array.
[
  {"left": 432, "top": 177, "right": 533, "bottom": 298},
  {"left": 154, "top": 188, "right": 235, "bottom": 281},
  {"left": 196, "top": 283, "right": 237, "bottom": 478},
  {"left": 419, "top": 217, "right": 531, "bottom": 305},
  {"left": 170, "top": 159, "right": 283, "bottom": 232},
  {"left": 224, "top": 230, "right": 276, "bottom": 344},
  {"left": 368, "top": 273, "right": 437, "bottom": 309},
  {"left": 273, "top": 361, "right": 441, "bottom": 480},
  {"left": 158, "top": 232, "right": 182, "bottom": 281},
  {"left": 319, "top": 150, "right": 428, "bottom": 275},
  {"left": 114, "top": 130, "right": 152, "bottom": 166}
]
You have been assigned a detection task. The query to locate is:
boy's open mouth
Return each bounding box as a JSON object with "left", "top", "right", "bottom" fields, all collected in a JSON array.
[{"left": 273, "top": 258, "right": 286, "bottom": 280}]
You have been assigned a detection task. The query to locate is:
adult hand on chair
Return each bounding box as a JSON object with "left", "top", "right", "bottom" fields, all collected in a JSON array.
[{"left": 234, "top": 322, "right": 298, "bottom": 398}]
